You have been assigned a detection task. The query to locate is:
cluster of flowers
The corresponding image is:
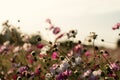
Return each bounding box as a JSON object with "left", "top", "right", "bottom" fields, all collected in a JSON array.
[{"left": 0, "top": 19, "right": 120, "bottom": 80}]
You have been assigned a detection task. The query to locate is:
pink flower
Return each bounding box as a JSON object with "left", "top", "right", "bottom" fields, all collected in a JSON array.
[
  {"left": 110, "top": 63, "right": 120, "bottom": 70},
  {"left": 52, "top": 52, "right": 58, "bottom": 60},
  {"left": 112, "top": 23, "right": 120, "bottom": 30},
  {"left": 67, "top": 50, "right": 73, "bottom": 57},
  {"left": 73, "top": 44, "right": 82, "bottom": 53},
  {"left": 51, "top": 64, "right": 58, "bottom": 70},
  {"left": 82, "top": 69, "right": 92, "bottom": 78},
  {"left": 63, "top": 70, "right": 72, "bottom": 76},
  {"left": 35, "top": 68, "right": 40, "bottom": 75},
  {"left": 46, "top": 18, "right": 52, "bottom": 24},
  {"left": 53, "top": 27, "right": 61, "bottom": 35},
  {"left": 28, "top": 59, "right": 34, "bottom": 64},
  {"left": 37, "top": 44, "right": 44, "bottom": 49},
  {"left": 84, "top": 51, "right": 91, "bottom": 57}
]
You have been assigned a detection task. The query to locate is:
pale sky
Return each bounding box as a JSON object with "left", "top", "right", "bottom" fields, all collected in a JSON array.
[{"left": 0, "top": 0, "right": 120, "bottom": 48}]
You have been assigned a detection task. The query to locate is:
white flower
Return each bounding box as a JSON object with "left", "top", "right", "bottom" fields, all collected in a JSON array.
[
  {"left": 13, "top": 46, "right": 20, "bottom": 53},
  {"left": 75, "top": 56, "right": 81, "bottom": 65},
  {"left": 45, "top": 73, "right": 52, "bottom": 79},
  {"left": 92, "top": 69, "right": 102, "bottom": 76},
  {"left": 9, "top": 26, "right": 15, "bottom": 32},
  {"left": 3, "top": 41, "right": 10, "bottom": 46},
  {"left": 40, "top": 46, "right": 50, "bottom": 54},
  {"left": 1, "top": 30, "right": 7, "bottom": 35},
  {"left": 59, "top": 60, "right": 70, "bottom": 72},
  {"left": 23, "top": 43, "right": 31, "bottom": 51},
  {"left": 21, "top": 34, "right": 30, "bottom": 42}
]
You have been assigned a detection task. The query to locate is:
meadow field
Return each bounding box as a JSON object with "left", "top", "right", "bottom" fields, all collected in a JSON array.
[{"left": 0, "top": 19, "right": 120, "bottom": 80}]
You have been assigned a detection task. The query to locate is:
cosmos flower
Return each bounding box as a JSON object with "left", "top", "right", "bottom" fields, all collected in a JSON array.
[
  {"left": 92, "top": 69, "right": 102, "bottom": 76},
  {"left": 110, "top": 63, "right": 120, "bottom": 71},
  {"left": 9, "top": 26, "right": 16, "bottom": 32},
  {"left": 73, "top": 44, "right": 82, "bottom": 54},
  {"left": 84, "top": 51, "right": 91, "bottom": 57},
  {"left": 75, "top": 56, "right": 82, "bottom": 65},
  {"left": 52, "top": 52, "right": 58, "bottom": 60},
  {"left": 37, "top": 44, "right": 44, "bottom": 49},
  {"left": 45, "top": 73, "right": 53, "bottom": 79},
  {"left": 53, "top": 27, "right": 61, "bottom": 35},
  {"left": 82, "top": 69, "right": 92, "bottom": 78},
  {"left": 46, "top": 18, "right": 52, "bottom": 24},
  {"left": 23, "top": 43, "right": 32, "bottom": 51},
  {"left": 13, "top": 46, "right": 20, "bottom": 53},
  {"left": 50, "top": 64, "right": 59, "bottom": 74},
  {"left": 63, "top": 70, "right": 72, "bottom": 76},
  {"left": 3, "top": 40, "right": 10, "bottom": 46},
  {"left": 112, "top": 23, "right": 120, "bottom": 30}
]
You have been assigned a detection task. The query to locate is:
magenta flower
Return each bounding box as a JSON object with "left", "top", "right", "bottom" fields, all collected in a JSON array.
[
  {"left": 56, "top": 73, "right": 67, "bottom": 80},
  {"left": 52, "top": 52, "right": 58, "bottom": 60},
  {"left": 84, "top": 51, "right": 91, "bottom": 57},
  {"left": 112, "top": 23, "right": 120, "bottom": 30},
  {"left": 35, "top": 68, "right": 40, "bottom": 75},
  {"left": 53, "top": 27, "right": 61, "bottom": 35},
  {"left": 73, "top": 44, "right": 82, "bottom": 53},
  {"left": 28, "top": 59, "right": 34, "bottom": 64},
  {"left": 63, "top": 70, "right": 72, "bottom": 76},
  {"left": 18, "top": 66, "right": 28, "bottom": 73},
  {"left": 37, "top": 44, "right": 44, "bottom": 49}
]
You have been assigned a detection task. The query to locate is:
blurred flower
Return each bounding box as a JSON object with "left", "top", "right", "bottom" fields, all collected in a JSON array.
[
  {"left": 82, "top": 69, "right": 92, "bottom": 78},
  {"left": 52, "top": 52, "right": 58, "bottom": 60},
  {"left": 37, "top": 44, "right": 44, "bottom": 49},
  {"left": 0, "top": 45, "right": 7, "bottom": 53},
  {"left": 3, "top": 40, "right": 10, "bottom": 46},
  {"left": 40, "top": 45, "right": 50, "bottom": 54},
  {"left": 46, "top": 18, "right": 52, "bottom": 24},
  {"left": 56, "top": 73, "right": 67, "bottom": 80},
  {"left": 63, "top": 70, "right": 72, "bottom": 76},
  {"left": 84, "top": 51, "right": 91, "bottom": 57},
  {"left": 73, "top": 44, "right": 82, "bottom": 54},
  {"left": 9, "top": 26, "right": 15, "bottom": 32},
  {"left": 28, "top": 59, "right": 34, "bottom": 64},
  {"left": 35, "top": 68, "right": 41, "bottom": 76},
  {"left": 110, "top": 63, "right": 120, "bottom": 70},
  {"left": 17, "top": 66, "right": 28, "bottom": 74},
  {"left": 12, "top": 74, "right": 18, "bottom": 80},
  {"left": 23, "top": 43, "right": 32, "bottom": 51},
  {"left": 45, "top": 73, "right": 52, "bottom": 79},
  {"left": 21, "top": 34, "right": 30, "bottom": 42},
  {"left": 50, "top": 64, "right": 59, "bottom": 74},
  {"left": 53, "top": 27, "right": 61, "bottom": 35},
  {"left": 92, "top": 69, "right": 102, "bottom": 76},
  {"left": 13, "top": 46, "right": 20, "bottom": 53},
  {"left": 112, "top": 23, "right": 120, "bottom": 30},
  {"left": 67, "top": 50, "right": 73, "bottom": 57},
  {"left": 59, "top": 60, "right": 70, "bottom": 72},
  {"left": 75, "top": 56, "right": 81, "bottom": 65}
]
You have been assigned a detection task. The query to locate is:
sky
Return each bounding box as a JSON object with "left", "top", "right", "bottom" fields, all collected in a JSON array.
[{"left": 0, "top": 0, "right": 120, "bottom": 48}]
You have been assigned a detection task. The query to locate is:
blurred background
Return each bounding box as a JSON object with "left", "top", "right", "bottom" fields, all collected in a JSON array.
[{"left": 0, "top": 0, "right": 120, "bottom": 48}]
